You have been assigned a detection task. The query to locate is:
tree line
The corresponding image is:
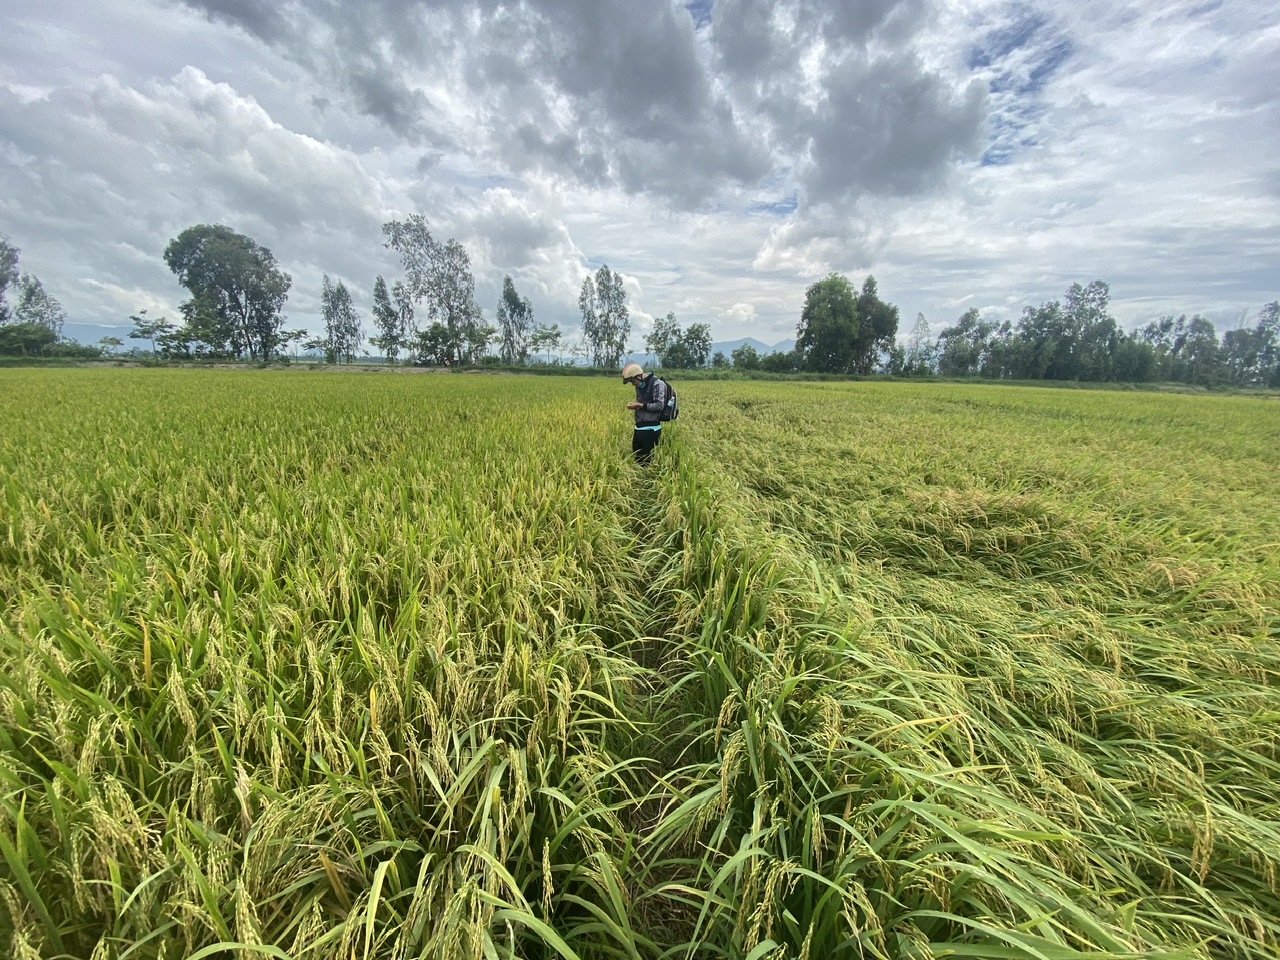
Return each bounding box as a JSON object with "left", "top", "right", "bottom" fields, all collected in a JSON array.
[
  {"left": 3, "top": 223, "right": 1277, "bottom": 387},
  {"left": 112, "top": 220, "right": 644, "bottom": 369},
  {"left": 723, "top": 276, "right": 1278, "bottom": 389},
  {"left": 920, "top": 281, "right": 1280, "bottom": 388}
]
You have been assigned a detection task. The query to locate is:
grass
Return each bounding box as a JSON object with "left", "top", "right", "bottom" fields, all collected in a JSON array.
[{"left": 0, "top": 369, "right": 1277, "bottom": 959}]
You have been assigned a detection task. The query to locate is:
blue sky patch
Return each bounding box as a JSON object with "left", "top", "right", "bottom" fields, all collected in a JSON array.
[
  {"left": 748, "top": 194, "right": 799, "bottom": 216},
  {"left": 971, "top": 9, "right": 1075, "bottom": 166},
  {"left": 685, "top": 0, "right": 713, "bottom": 30},
  {"left": 968, "top": 11, "right": 1047, "bottom": 70}
]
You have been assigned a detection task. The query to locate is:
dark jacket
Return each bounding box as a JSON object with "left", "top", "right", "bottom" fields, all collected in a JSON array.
[{"left": 633, "top": 375, "right": 668, "bottom": 427}]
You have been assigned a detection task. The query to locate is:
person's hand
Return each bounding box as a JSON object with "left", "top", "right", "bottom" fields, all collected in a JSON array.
[{"left": 626, "top": 401, "right": 642, "bottom": 409}]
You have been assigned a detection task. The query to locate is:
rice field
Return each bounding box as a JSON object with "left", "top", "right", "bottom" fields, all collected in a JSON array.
[{"left": 1, "top": 368, "right": 1278, "bottom": 960}]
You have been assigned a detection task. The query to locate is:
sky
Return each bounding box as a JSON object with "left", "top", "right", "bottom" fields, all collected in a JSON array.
[{"left": 1, "top": 0, "right": 1277, "bottom": 350}]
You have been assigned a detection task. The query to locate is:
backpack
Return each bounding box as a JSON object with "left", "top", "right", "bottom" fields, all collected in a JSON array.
[{"left": 655, "top": 376, "right": 679, "bottom": 421}]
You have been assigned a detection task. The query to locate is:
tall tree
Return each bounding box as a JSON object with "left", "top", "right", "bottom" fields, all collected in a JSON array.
[
  {"left": 0, "top": 234, "right": 20, "bottom": 324},
  {"left": 904, "top": 312, "right": 936, "bottom": 375},
  {"left": 383, "top": 215, "right": 482, "bottom": 366},
  {"left": 321, "top": 275, "right": 363, "bottom": 364},
  {"left": 982, "top": 320, "right": 1016, "bottom": 378},
  {"left": 1136, "top": 315, "right": 1180, "bottom": 380},
  {"left": 1012, "top": 300, "right": 1068, "bottom": 379},
  {"left": 1222, "top": 311, "right": 1262, "bottom": 387},
  {"left": 796, "top": 274, "right": 859, "bottom": 373},
  {"left": 0, "top": 237, "right": 67, "bottom": 338},
  {"left": 393, "top": 281, "right": 415, "bottom": 351},
  {"left": 370, "top": 276, "right": 404, "bottom": 363},
  {"left": 853, "top": 276, "right": 900, "bottom": 374},
  {"left": 578, "top": 265, "right": 629, "bottom": 368},
  {"left": 496, "top": 276, "right": 534, "bottom": 364},
  {"left": 466, "top": 322, "right": 499, "bottom": 364},
  {"left": 12, "top": 274, "right": 68, "bottom": 338},
  {"left": 1258, "top": 301, "right": 1280, "bottom": 387},
  {"left": 1063, "top": 280, "right": 1119, "bottom": 381},
  {"left": 1172, "top": 315, "right": 1221, "bottom": 384},
  {"left": 163, "top": 224, "right": 291, "bottom": 360},
  {"left": 681, "top": 322, "right": 713, "bottom": 367}
]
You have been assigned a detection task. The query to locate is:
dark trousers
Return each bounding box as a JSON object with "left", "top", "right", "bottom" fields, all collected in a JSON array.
[{"left": 632, "top": 427, "right": 661, "bottom": 463}]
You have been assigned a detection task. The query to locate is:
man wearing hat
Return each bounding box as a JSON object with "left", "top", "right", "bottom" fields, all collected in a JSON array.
[{"left": 621, "top": 362, "right": 668, "bottom": 463}]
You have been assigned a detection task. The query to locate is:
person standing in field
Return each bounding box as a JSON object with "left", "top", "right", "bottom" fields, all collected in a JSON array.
[{"left": 622, "top": 362, "right": 667, "bottom": 464}]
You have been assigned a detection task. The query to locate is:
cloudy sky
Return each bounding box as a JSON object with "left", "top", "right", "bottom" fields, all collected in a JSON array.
[{"left": 1, "top": 0, "right": 1277, "bottom": 349}]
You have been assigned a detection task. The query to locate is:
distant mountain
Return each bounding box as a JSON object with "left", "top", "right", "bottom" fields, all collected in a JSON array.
[
  {"left": 712, "top": 337, "right": 794, "bottom": 357},
  {"left": 622, "top": 351, "right": 660, "bottom": 369},
  {"left": 63, "top": 321, "right": 142, "bottom": 346},
  {"left": 621, "top": 337, "right": 792, "bottom": 370}
]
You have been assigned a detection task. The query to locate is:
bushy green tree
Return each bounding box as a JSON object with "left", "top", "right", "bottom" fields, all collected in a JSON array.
[
  {"left": 760, "top": 348, "right": 798, "bottom": 373},
  {"left": 1112, "top": 332, "right": 1158, "bottom": 382},
  {"left": 936, "top": 308, "right": 992, "bottom": 376},
  {"left": 796, "top": 274, "right": 859, "bottom": 373},
  {"left": 731, "top": 343, "right": 761, "bottom": 370},
  {"left": 411, "top": 323, "right": 453, "bottom": 366},
  {"left": 179, "top": 292, "right": 236, "bottom": 358},
  {"left": 795, "top": 274, "right": 898, "bottom": 374},
  {"left": 645, "top": 312, "right": 681, "bottom": 362},
  {"left": 1221, "top": 302, "right": 1280, "bottom": 387},
  {"left": 163, "top": 224, "right": 292, "bottom": 360},
  {"left": 646, "top": 312, "right": 713, "bottom": 368},
  {"left": 1135, "top": 315, "right": 1180, "bottom": 379},
  {"left": 1012, "top": 300, "right": 1067, "bottom": 379},
  {"left": 1064, "top": 280, "right": 1119, "bottom": 381},
  {"left": 682, "top": 322, "right": 713, "bottom": 367},
  {"left": 0, "top": 322, "right": 56, "bottom": 356},
  {"left": 1174, "top": 315, "right": 1221, "bottom": 384}
]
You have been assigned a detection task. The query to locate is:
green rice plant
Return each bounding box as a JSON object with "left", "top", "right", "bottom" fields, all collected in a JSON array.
[{"left": 1, "top": 369, "right": 1277, "bottom": 959}]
